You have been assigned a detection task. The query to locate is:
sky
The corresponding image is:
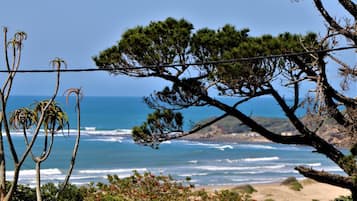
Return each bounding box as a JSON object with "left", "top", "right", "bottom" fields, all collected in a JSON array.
[{"left": 0, "top": 0, "right": 355, "bottom": 97}]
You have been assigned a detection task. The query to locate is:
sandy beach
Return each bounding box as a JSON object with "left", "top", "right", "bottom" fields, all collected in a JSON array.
[{"left": 198, "top": 179, "right": 350, "bottom": 201}]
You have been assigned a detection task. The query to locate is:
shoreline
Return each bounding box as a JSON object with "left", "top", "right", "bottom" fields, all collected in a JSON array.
[{"left": 196, "top": 179, "right": 350, "bottom": 201}]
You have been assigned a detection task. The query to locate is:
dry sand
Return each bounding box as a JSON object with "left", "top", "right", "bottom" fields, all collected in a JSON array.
[{"left": 197, "top": 179, "right": 350, "bottom": 201}]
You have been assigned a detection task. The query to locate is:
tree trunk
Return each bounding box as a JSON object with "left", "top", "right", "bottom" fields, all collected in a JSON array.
[
  {"left": 35, "top": 162, "right": 42, "bottom": 201},
  {"left": 352, "top": 186, "right": 357, "bottom": 201},
  {"left": 0, "top": 129, "right": 6, "bottom": 201}
]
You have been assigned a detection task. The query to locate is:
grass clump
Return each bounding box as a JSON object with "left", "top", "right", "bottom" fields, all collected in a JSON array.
[
  {"left": 334, "top": 195, "right": 352, "bottom": 201},
  {"left": 232, "top": 184, "right": 257, "bottom": 194},
  {"left": 281, "top": 177, "right": 303, "bottom": 191}
]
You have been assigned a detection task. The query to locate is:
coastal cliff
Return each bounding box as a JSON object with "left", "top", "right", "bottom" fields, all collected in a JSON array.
[{"left": 184, "top": 116, "right": 353, "bottom": 148}]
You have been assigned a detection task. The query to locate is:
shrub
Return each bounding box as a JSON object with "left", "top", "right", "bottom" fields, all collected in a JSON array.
[
  {"left": 334, "top": 195, "right": 352, "bottom": 201},
  {"left": 232, "top": 184, "right": 257, "bottom": 194},
  {"left": 281, "top": 177, "right": 303, "bottom": 191}
]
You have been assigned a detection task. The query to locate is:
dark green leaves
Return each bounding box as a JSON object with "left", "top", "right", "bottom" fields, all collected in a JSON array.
[
  {"left": 132, "top": 109, "right": 183, "bottom": 148},
  {"left": 118, "top": 18, "right": 193, "bottom": 66}
]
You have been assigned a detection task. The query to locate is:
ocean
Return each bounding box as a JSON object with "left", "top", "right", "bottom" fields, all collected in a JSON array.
[{"left": 3, "top": 96, "right": 343, "bottom": 187}]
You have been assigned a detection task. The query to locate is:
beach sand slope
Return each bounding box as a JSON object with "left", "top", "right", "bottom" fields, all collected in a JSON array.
[{"left": 200, "top": 180, "right": 350, "bottom": 201}]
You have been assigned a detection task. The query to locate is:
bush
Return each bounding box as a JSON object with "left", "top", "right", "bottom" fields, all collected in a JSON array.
[
  {"left": 6, "top": 182, "right": 36, "bottom": 201},
  {"left": 232, "top": 184, "right": 257, "bottom": 194},
  {"left": 8, "top": 172, "right": 252, "bottom": 201},
  {"left": 281, "top": 177, "right": 303, "bottom": 191},
  {"left": 334, "top": 195, "right": 352, "bottom": 201},
  {"left": 82, "top": 171, "right": 194, "bottom": 201},
  {"left": 41, "top": 183, "right": 84, "bottom": 201}
]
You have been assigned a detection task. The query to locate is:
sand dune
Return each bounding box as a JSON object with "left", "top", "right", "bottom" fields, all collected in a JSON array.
[{"left": 199, "top": 179, "right": 350, "bottom": 201}]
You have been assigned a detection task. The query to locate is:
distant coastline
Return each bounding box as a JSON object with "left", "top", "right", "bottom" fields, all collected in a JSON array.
[{"left": 183, "top": 116, "right": 352, "bottom": 148}]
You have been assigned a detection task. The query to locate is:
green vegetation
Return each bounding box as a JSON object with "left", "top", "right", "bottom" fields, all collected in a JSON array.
[
  {"left": 264, "top": 199, "right": 275, "bottom": 201},
  {"left": 5, "top": 172, "right": 253, "bottom": 201},
  {"left": 231, "top": 184, "right": 257, "bottom": 194},
  {"left": 335, "top": 195, "right": 353, "bottom": 201},
  {"left": 281, "top": 177, "right": 303, "bottom": 191},
  {"left": 196, "top": 116, "right": 295, "bottom": 134}
]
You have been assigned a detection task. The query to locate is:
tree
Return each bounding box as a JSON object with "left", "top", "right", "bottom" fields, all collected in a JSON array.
[
  {"left": 93, "top": 1, "right": 357, "bottom": 199},
  {"left": 0, "top": 28, "right": 82, "bottom": 201}
]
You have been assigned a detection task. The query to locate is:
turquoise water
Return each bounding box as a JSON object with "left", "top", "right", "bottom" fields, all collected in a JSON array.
[
  {"left": 7, "top": 96, "right": 306, "bottom": 130},
  {"left": 3, "top": 96, "right": 341, "bottom": 187}
]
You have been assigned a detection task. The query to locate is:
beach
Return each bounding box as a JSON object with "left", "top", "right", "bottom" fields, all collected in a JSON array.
[{"left": 199, "top": 179, "right": 350, "bottom": 201}]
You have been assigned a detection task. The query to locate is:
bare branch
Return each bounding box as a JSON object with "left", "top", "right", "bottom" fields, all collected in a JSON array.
[
  {"left": 295, "top": 166, "right": 354, "bottom": 190},
  {"left": 314, "top": 0, "right": 357, "bottom": 43}
]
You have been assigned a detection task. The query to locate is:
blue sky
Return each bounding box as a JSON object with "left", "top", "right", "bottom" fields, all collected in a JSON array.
[{"left": 0, "top": 0, "right": 354, "bottom": 96}]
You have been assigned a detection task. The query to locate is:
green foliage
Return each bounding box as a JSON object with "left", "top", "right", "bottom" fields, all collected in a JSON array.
[
  {"left": 132, "top": 109, "right": 183, "bottom": 148},
  {"left": 81, "top": 171, "right": 252, "bottom": 201},
  {"left": 5, "top": 172, "right": 254, "bottom": 201},
  {"left": 334, "top": 195, "right": 353, "bottom": 201},
  {"left": 82, "top": 171, "right": 193, "bottom": 201},
  {"left": 232, "top": 184, "right": 257, "bottom": 194},
  {"left": 5, "top": 182, "right": 36, "bottom": 201},
  {"left": 41, "top": 183, "right": 84, "bottom": 201},
  {"left": 281, "top": 177, "right": 303, "bottom": 191},
  {"left": 214, "top": 189, "right": 249, "bottom": 201},
  {"left": 33, "top": 100, "right": 69, "bottom": 133},
  {"left": 4, "top": 182, "right": 83, "bottom": 201}
]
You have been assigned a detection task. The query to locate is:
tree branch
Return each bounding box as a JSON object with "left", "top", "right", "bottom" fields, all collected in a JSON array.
[
  {"left": 295, "top": 166, "right": 354, "bottom": 190},
  {"left": 313, "top": 0, "right": 357, "bottom": 43},
  {"left": 338, "top": 0, "right": 357, "bottom": 19},
  {"left": 156, "top": 112, "right": 229, "bottom": 142}
]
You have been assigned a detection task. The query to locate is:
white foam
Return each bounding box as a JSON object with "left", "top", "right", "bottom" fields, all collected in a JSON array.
[
  {"left": 242, "top": 156, "right": 280, "bottom": 162},
  {"left": 238, "top": 144, "right": 276, "bottom": 150},
  {"left": 178, "top": 173, "right": 208, "bottom": 177},
  {"left": 85, "top": 137, "right": 123, "bottom": 143},
  {"left": 306, "top": 162, "right": 321, "bottom": 167},
  {"left": 194, "top": 164, "right": 285, "bottom": 171},
  {"left": 185, "top": 142, "right": 220, "bottom": 147},
  {"left": 188, "top": 160, "right": 198, "bottom": 164},
  {"left": 79, "top": 168, "right": 147, "bottom": 174},
  {"left": 214, "top": 145, "right": 234, "bottom": 151},
  {"left": 83, "top": 129, "right": 132, "bottom": 136}
]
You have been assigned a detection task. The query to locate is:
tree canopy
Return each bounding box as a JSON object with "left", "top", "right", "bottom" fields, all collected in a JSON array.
[{"left": 94, "top": 1, "right": 357, "bottom": 199}]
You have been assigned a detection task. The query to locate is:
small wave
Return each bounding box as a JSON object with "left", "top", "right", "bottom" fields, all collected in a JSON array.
[
  {"left": 82, "top": 128, "right": 132, "bottom": 136},
  {"left": 79, "top": 168, "right": 147, "bottom": 174},
  {"left": 178, "top": 173, "right": 208, "bottom": 177},
  {"left": 6, "top": 168, "right": 62, "bottom": 178},
  {"left": 316, "top": 166, "right": 343, "bottom": 172},
  {"left": 238, "top": 144, "right": 276, "bottom": 150},
  {"left": 306, "top": 162, "right": 321, "bottom": 167},
  {"left": 242, "top": 156, "right": 280, "bottom": 162},
  {"left": 214, "top": 145, "right": 234, "bottom": 151},
  {"left": 224, "top": 159, "right": 237, "bottom": 163},
  {"left": 85, "top": 137, "right": 123, "bottom": 143},
  {"left": 188, "top": 160, "right": 198, "bottom": 164},
  {"left": 161, "top": 141, "right": 172, "bottom": 144},
  {"left": 184, "top": 141, "right": 220, "bottom": 147},
  {"left": 194, "top": 164, "right": 285, "bottom": 171}
]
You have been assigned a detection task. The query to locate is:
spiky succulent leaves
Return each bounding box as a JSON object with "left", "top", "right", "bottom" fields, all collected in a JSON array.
[
  {"left": 9, "top": 108, "right": 37, "bottom": 130},
  {"left": 33, "top": 100, "right": 69, "bottom": 134},
  {"left": 132, "top": 109, "right": 183, "bottom": 148}
]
